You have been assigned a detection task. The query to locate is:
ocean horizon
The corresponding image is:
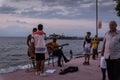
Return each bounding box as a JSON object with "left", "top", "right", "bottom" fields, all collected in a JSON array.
[{"left": 0, "top": 37, "right": 103, "bottom": 74}]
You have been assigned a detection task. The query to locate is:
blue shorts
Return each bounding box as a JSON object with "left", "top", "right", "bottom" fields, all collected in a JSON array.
[{"left": 84, "top": 47, "right": 91, "bottom": 55}]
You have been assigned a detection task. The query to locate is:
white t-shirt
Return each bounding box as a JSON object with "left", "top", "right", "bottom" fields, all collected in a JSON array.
[
  {"left": 33, "top": 31, "right": 47, "bottom": 54},
  {"left": 85, "top": 43, "right": 91, "bottom": 48},
  {"left": 100, "top": 56, "right": 107, "bottom": 69}
]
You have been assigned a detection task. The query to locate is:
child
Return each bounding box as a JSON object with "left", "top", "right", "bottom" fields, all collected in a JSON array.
[
  {"left": 100, "top": 56, "right": 107, "bottom": 80},
  {"left": 92, "top": 35, "right": 99, "bottom": 60}
]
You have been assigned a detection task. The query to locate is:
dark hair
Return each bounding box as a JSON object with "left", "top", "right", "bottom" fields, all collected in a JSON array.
[
  {"left": 95, "top": 35, "right": 97, "bottom": 37},
  {"left": 87, "top": 32, "right": 91, "bottom": 35},
  {"left": 32, "top": 28, "right": 37, "bottom": 32},
  {"left": 38, "top": 24, "right": 43, "bottom": 30},
  {"left": 53, "top": 38, "right": 57, "bottom": 42}
]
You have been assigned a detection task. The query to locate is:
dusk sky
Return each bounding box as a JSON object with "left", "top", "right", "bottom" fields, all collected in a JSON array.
[{"left": 0, "top": 0, "right": 119, "bottom": 37}]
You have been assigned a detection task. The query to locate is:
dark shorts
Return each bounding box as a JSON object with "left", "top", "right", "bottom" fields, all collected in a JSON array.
[{"left": 36, "top": 53, "right": 45, "bottom": 61}]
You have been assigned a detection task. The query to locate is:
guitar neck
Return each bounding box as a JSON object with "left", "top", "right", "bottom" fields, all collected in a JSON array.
[{"left": 54, "top": 43, "right": 69, "bottom": 48}]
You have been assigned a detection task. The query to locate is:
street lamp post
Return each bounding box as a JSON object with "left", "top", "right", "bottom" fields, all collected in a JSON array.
[{"left": 96, "top": 0, "right": 98, "bottom": 37}]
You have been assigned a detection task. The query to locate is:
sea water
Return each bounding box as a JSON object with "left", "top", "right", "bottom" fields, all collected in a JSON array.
[{"left": 0, "top": 37, "right": 103, "bottom": 74}]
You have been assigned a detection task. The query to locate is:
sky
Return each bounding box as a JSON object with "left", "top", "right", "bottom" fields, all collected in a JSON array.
[{"left": 0, "top": 0, "right": 119, "bottom": 37}]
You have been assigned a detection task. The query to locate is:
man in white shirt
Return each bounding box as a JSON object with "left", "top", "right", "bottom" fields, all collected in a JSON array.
[
  {"left": 33, "top": 24, "right": 47, "bottom": 76},
  {"left": 101, "top": 21, "right": 120, "bottom": 80}
]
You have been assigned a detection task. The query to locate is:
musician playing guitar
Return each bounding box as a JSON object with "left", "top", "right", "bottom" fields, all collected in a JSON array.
[{"left": 46, "top": 38, "right": 70, "bottom": 67}]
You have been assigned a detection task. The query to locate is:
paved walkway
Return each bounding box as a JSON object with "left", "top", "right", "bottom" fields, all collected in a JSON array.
[{"left": 0, "top": 57, "right": 108, "bottom": 80}]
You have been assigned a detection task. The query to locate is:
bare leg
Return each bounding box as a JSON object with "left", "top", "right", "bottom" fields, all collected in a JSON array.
[
  {"left": 32, "top": 59, "right": 36, "bottom": 68},
  {"left": 85, "top": 54, "right": 87, "bottom": 62},
  {"left": 40, "top": 60, "right": 45, "bottom": 73},
  {"left": 36, "top": 60, "right": 40, "bottom": 72},
  {"left": 87, "top": 55, "right": 90, "bottom": 62}
]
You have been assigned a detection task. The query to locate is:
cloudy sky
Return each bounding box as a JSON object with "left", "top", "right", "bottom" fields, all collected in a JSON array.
[{"left": 0, "top": 0, "right": 119, "bottom": 37}]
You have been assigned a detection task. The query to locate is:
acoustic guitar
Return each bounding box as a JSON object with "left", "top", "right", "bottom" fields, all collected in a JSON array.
[{"left": 46, "top": 43, "right": 69, "bottom": 53}]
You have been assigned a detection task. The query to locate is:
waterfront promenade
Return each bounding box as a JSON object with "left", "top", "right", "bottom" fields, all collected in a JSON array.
[{"left": 0, "top": 56, "right": 108, "bottom": 80}]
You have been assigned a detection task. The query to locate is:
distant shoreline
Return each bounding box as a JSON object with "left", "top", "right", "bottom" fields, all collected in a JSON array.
[
  {"left": 46, "top": 37, "right": 103, "bottom": 41},
  {"left": 0, "top": 36, "right": 103, "bottom": 41}
]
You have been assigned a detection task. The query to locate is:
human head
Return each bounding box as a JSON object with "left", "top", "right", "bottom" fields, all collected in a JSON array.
[
  {"left": 52, "top": 38, "right": 57, "bottom": 42},
  {"left": 32, "top": 28, "right": 37, "bottom": 33},
  {"left": 94, "top": 35, "right": 98, "bottom": 40},
  {"left": 109, "top": 21, "right": 117, "bottom": 32},
  {"left": 94, "top": 35, "right": 97, "bottom": 38},
  {"left": 86, "top": 32, "right": 91, "bottom": 37},
  {"left": 38, "top": 24, "right": 43, "bottom": 30}
]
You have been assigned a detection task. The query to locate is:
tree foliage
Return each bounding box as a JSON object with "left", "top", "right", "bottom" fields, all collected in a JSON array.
[{"left": 115, "top": 0, "right": 120, "bottom": 17}]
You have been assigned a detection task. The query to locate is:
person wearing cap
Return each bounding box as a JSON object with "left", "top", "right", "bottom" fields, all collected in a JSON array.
[{"left": 46, "top": 37, "right": 69, "bottom": 67}]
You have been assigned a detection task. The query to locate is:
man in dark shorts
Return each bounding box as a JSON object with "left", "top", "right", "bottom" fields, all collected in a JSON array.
[{"left": 33, "top": 24, "right": 47, "bottom": 76}]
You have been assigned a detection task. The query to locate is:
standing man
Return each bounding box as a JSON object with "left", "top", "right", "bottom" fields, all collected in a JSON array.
[
  {"left": 101, "top": 21, "right": 120, "bottom": 80},
  {"left": 33, "top": 24, "right": 47, "bottom": 76}
]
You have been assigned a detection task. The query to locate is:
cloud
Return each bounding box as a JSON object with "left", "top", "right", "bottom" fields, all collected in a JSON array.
[
  {"left": 0, "top": 0, "right": 119, "bottom": 37},
  {"left": 0, "top": 0, "right": 117, "bottom": 19},
  {"left": 0, "top": 14, "right": 35, "bottom": 29},
  {"left": 0, "top": 5, "right": 17, "bottom": 14},
  {"left": 0, "top": 13, "right": 109, "bottom": 37}
]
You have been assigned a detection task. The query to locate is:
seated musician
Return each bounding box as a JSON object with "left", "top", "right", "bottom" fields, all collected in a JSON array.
[{"left": 46, "top": 37, "right": 69, "bottom": 67}]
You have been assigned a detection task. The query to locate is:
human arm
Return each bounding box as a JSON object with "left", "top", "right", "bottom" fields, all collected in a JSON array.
[
  {"left": 90, "top": 39, "right": 93, "bottom": 48},
  {"left": 27, "top": 34, "right": 31, "bottom": 47},
  {"left": 44, "top": 34, "right": 47, "bottom": 40},
  {"left": 83, "top": 41, "right": 85, "bottom": 48},
  {"left": 101, "top": 38, "right": 106, "bottom": 56}
]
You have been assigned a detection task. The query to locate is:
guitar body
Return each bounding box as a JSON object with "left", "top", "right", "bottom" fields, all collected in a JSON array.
[
  {"left": 46, "top": 43, "right": 69, "bottom": 53},
  {"left": 46, "top": 45, "right": 54, "bottom": 53}
]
